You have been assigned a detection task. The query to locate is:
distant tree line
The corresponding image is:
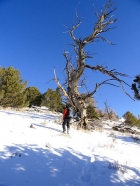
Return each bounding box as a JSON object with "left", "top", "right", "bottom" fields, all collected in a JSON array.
[
  {"left": 0, "top": 66, "right": 63, "bottom": 112},
  {"left": 0, "top": 66, "right": 116, "bottom": 118},
  {"left": 0, "top": 66, "right": 139, "bottom": 125}
]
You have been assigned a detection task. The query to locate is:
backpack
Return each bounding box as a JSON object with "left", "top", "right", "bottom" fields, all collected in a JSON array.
[
  {"left": 68, "top": 107, "right": 73, "bottom": 118},
  {"left": 63, "top": 108, "right": 69, "bottom": 119},
  {"left": 63, "top": 107, "right": 73, "bottom": 119}
]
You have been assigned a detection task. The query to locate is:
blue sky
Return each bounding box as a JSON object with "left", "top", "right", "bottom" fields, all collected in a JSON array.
[{"left": 0, "top": 0, "right": 140, "bottom": 117}]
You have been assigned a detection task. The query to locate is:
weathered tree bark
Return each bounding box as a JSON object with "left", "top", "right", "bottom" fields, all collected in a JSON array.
[{"left": 54, "top": 0, "right": 133, "bottom": 129}]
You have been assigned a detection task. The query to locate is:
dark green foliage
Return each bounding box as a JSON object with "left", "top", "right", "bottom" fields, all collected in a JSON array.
[
  {"left": 123, "top": 111, "right": 137, "bottom": 126},
  {"left": 135, "top": 120, "right": 140, "bottom": 127},
  {"left": 132, "top": 75, "right": 140, "bottom": 100},
  {"left": 0, "top": 67, "right": 27, "bottom": 107},
  {"left": 87, "top": 106, "right": 99, "bottom": 119},
  {"left": 97, "top": 109, "right": 104, "bottom": 118},
  {"left": 85, "top": 96, "right": 100, "bottom": 119},
  {"left": 24, "top": 87, "right": 42, "bottom": 107},
  {"left": 41, "top": 88, "right": 63, "bottom": 112}
]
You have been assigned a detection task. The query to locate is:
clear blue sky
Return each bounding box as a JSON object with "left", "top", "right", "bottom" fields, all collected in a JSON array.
[{"left": 0, "top": 0, "right": 140, "bottom": 118}]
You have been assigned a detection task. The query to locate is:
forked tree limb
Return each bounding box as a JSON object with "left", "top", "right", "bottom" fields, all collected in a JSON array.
[
  {"left": 84, "top": 64, "right": 134, "bottom": 100},
  {"left": 54, "top": 67, "right": 77, "bottom": 111}
]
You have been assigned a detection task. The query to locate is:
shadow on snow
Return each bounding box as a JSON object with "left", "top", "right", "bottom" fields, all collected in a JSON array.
[
  {"left": 0, "top": 144, "right": 140, "bottom": 186},
  {"left": 0, "top": 110, "right": 59, "bottom": 121},
  {"left": 33, "top": 123, "right": 62, "bottom": 133}
]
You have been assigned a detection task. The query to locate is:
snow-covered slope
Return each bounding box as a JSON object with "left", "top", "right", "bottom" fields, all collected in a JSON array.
[{"left": 0, "top": 109, "right": 140, "bottom": 186}]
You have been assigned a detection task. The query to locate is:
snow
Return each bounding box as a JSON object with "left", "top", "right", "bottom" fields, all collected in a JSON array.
[
  {"left": 0, "top": 109, "right": 140, "bottom": 186},
  {"left": 119, "top": 118, "right": 125, "bottom": 123}
]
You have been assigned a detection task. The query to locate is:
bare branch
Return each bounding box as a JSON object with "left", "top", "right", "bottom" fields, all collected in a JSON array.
[
  {"left": 54, "top": 67, "right": 77, "bottom": 109},
  {"left": 83, "top": 79, "right": 119, "bottom": 100},
  {"left": 104, "top": 100, "right": 112, "bottom": 120},
  {"left": 96, "top": 36, "right": 116, "bottom": 45},
  {"left": 85, "top": 64, "right": 129, "bottom": 79},
  {"left": 85, "top": 64, "right": 134, "bottom": 100},
  {"left": 46, "top": 78, "right": 54, "bottom": 84},
  {"left": 63, "top": 51, "right": 71, "bottom": 80},
  {"left": 69, "top": 13, "right": 83, "bottom": 44},
  {"left": 69, "top": 44, "right": 79, "bottom": 55},
  {"left": 82, "top": 0, "right": 117, "bottom": 45},
  {"left": 93, "top": 4, "right": 100, "bottom": 20}
]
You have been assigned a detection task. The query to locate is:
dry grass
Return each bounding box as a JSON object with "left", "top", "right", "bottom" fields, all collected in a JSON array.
[
  {"left": 98, "top": 142, "right": 115, "bottom": 149},
  {"left": 45, "top": 142, "right": 51, "bottom": 149},
  {"left": 95, "top": 126, "right": 104, "bottom": 133},
  {"left": 108, "top": 160, "right": 130, "bottom": 174}
]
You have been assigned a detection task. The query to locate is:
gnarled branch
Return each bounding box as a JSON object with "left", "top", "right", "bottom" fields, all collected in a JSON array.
[{"left": 85, "top": 64, "right": 134, "bottom": 100}]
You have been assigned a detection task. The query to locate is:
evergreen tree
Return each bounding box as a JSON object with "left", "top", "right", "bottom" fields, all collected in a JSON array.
[
  {"left": 87, "top": 106, "right": 99, "bottom": 119},
  {"left": 41, "top": 88, "right": 63, "bottom": 112},
  {"left": 135, "top": 120, "right": 140, "bottom": 127},
  {"left": 85, "top": 96, "right": 99, "bottom": 119},
  {"left": 97, "top": 109, "right": 104, "bottom": 118},
  {"left": 0, "top": 67, "right": 27, "bottom": 107},
  {"left": 132, "top": 75, "right": 140, "bottom": 100},
  {"left": 123, "top": 111, "right": 137, "bottom": 126},
  {"left": 24, "top": 87, "right": 42, "bottom": 107}
]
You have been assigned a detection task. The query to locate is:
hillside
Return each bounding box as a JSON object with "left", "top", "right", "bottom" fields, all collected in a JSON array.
[{"left": 0, "top": 109, "right": 140, "bottom": 186}]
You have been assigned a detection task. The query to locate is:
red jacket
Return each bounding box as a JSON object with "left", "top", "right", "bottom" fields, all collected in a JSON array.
[{"left": 63, "top": 108, "right": 69, "bottom": 119}]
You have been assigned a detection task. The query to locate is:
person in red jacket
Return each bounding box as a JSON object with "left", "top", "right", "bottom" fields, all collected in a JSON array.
[{"left": 62, "top": 105, "right": 71, "bottom": 134}]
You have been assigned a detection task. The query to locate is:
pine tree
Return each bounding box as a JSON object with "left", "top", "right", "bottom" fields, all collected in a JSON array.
[
  {"left": 24, "top": 87, "right": 42, "bottom": 107},
  {"left": 136, "top": 120, "right": 140, "bottom": 127},
  {"left": 41, "top": 88, "right": 63, "bottom": 112},
  {"left": 123, "top": 111, "right": 137, "bottom": 126},
  {"left": 0, "top": 67, "right": 27, "bottom": 107},
  {"left": 85, "top": 96, "right": 99, "bottom": 119},
  {"left": 87, "top": 106, "right": 99, "bottom": 119}
]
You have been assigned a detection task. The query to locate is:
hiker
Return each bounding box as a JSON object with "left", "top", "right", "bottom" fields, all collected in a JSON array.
[{"left": 62, "top": 105, "right": 73, "bottom": 134}]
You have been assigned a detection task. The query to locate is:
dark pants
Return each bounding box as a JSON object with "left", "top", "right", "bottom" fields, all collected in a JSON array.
[{"left": 62, "top": 118, "right": 70, "bottom": 132}]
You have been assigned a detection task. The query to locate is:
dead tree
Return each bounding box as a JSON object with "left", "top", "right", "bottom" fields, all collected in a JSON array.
[
  {"left": 54, "top": 0, "right": 133, "bottom": 129},
  {"left": 104, "top": 101, "right": 112, "bottom": 120},
  {"left": 103, "top": 100, "right": 118, "bottom": 121}
]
